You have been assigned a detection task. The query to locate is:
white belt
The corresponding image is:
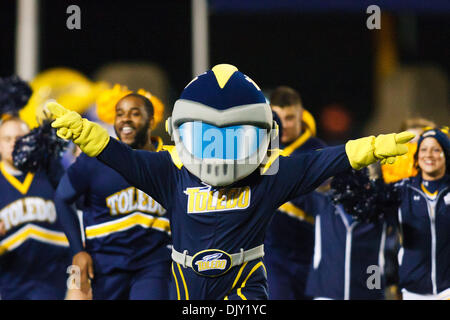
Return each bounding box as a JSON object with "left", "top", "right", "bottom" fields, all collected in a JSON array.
[{"left": 172, "top": 245, "right": 265, "bottom": 269}]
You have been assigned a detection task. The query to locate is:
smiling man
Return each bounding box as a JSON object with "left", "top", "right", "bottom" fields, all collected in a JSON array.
[
  {"left": 115, "top": 94, "right": 156, "bottom": 150},
  {"left": 54, "top": 92, "right": 172, "bottom": 300}
]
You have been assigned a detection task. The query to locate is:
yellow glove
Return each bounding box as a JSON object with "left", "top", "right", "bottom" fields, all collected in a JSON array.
[
  {"left": 46, "top": 101, "right": 110, "bottom": 157},
  {"left": 345, "top": 131, "right": 415, "bottom": 170}
]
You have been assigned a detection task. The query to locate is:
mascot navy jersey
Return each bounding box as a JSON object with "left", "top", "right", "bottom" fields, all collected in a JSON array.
[
  {"left": 264, "top": 135, "right": 326, "bottom": 300},
  {"left": 47, "top": 64, "right": 417, "bottom": 300},
  {"left": 66, "top": 139, "right": 171, "bottom": 274},
  {"left": 0, "top": 164, "right": 70, "bottom": 299},
  {"left": 92, "top": 66, "right": 352, "bottom": 299},
  {"left": 265, "top": 135, "right": 326, "bottom": 259},
  {"left": 97, "top": 138, "right": 350, "bottom": 299}
]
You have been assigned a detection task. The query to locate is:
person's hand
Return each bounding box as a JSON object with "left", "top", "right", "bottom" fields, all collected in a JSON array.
[
  {"left": 46, "top": 101, "right": 110, "bottom": 157},
  {"left": 346, "top": 131, "right": 415, "bottom": 170},
  {"left": 374, "top": 131, "right": 415, "bottom": 165},
  {"left": 0, "top": 219, "right": 6, "bottom": 236},
  {"left": 65, "top": 286, "right": 93, "bottom": 300},
  {"left": 72, "top": 251, "right": 94, "bottom": 295}
]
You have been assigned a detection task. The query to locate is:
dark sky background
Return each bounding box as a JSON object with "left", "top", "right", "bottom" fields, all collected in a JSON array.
[{"left": 0, "top": 0, "right": 448, "bottom": 140}]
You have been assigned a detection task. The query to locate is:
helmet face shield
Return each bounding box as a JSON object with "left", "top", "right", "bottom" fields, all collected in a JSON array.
[
  {"left": 166, "top": 64, "right": 278, "bottom": 186},
  {"left": 178, "top": 121, "right": 269, "bottom": 162}
]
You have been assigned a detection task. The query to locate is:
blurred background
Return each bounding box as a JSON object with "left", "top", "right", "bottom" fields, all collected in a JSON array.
[{"left": 1, "top": 0, "right": 449, "bottom": 145}]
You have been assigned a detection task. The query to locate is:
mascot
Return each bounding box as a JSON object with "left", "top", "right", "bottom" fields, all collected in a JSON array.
[{"left": 47, "top": 64, "right": 414, "bottom": 300}]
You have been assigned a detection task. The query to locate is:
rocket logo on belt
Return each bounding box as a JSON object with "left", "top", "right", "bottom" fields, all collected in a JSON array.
[
  {"left": 196, "top": 253, "right": 227, "bottom": 272},
  {"left": 184, "top": 185, "right": 251, "bottom": 214},
  {"left": 192, "top": 249, "right": 233, "bottom": 277}
]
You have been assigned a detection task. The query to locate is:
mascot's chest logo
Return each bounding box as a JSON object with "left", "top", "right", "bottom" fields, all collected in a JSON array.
[
  {"left": 192, "top": 249, "right": 232, "bottom": 277},
  {"left": 184, "top": 185, "right": 251, "bottom": 214}
]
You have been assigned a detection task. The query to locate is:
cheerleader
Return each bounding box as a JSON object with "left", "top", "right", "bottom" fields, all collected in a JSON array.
[
  {"left": 0, "top": 76, "right": 70, "bottom": 299},
  {"left": 395, "top": 127, "right": 450, "bottom": 299}
]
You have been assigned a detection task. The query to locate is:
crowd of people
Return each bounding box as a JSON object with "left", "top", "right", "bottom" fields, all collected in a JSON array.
[{"left": 0, "top": 64, "right": 448, "bottom": 300}]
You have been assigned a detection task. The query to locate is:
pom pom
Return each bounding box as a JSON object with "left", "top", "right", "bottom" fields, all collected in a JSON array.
[
  {"left": 330, "top": 168, "right": 400, "bottom": 223},
  {"left": 381, "top": 142, "right": 418, "bottom": 183},
  {"left": 12, "top": 119, "right": 69, "bottom": 173},
  {"left": 96, "top": 84, "right": 165, "bottom": 129},
  {"left": 96, "top": 84, "right": 131, "bottom": 125},
  {"left": 0, "top": 75, "right": 32, "bottom": 117},
  {"left": 136, "top": 89, "right": 165, "bottom": 129},
  {"left": 18, "top": 68, "right": 108, "bottom": 129}
]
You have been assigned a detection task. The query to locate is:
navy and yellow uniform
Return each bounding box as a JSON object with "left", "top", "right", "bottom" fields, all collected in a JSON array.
[
  {"left": 55, "top": 137, "right": 172, "bottom": 300},
  {"left": 0, "top": 163, "right": 70, "bottom": 300},
  {"left": 96, "top": 137, "right": 350, "bottom": 299},
  {"left": 395, "top": 175, "right": 450, "bottom": 298},
  {"left": 301, "top": 191, "right": 390, "bottom": 300},
  {"left": 47, "top": 64, "right": 414, "bottom": 300},
  {"left": 264, "top": 134, "right": 326, "bottom": 299}
]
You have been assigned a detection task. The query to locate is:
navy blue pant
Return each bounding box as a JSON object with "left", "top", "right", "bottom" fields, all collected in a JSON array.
[
  {"left": 1, "top": 281, "right": 67, "bottom": 300},
  {"left": 170, "top": 258, "right": 268, "bottom": 300},
  {"left": 91, "top": 261, "right": 171, "bottom": 300},
  {"left": 265, "top": 250, "right": 312, "bottom": 300}
]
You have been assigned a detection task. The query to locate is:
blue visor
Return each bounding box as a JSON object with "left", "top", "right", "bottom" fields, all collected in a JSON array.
[{"left": 178, "top": 121, "right": 268, "bottom": 160}]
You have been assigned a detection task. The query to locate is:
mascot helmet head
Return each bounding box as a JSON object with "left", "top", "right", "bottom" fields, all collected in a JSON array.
[{"left": 166, "top": 64, "right": 277, "bottom": 186}]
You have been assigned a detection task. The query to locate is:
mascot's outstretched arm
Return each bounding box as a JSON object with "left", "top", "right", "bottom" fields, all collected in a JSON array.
[
  {"left": 345, "top": 131, "right": 415, "bottom": 170},
  {"left": 47, "top": 101, "right": 173, "bottom": 207},
  {"left": 47, "top": 101, "right": 414, "bottom": 169},
  {"left": 47, "top": 101, "right": 110, "bottom": 157}
]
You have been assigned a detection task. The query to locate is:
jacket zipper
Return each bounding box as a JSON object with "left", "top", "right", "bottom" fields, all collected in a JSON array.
[
  {"left": 408, "top": 186, "right": 448, "bottom": 295},
  {"left": 336, "top": 206, "right": 357, "bottom": 300}
]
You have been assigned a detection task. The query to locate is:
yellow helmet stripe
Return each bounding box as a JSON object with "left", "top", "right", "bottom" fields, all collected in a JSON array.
[{"left": 211, "top": 64, "right": 238, "bottom": 89}]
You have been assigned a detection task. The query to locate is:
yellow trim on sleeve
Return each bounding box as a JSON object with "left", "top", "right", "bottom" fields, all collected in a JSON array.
[
  {"left": 0, "top": 224, "right": 69, "bottom": 255},
  {"left": 260, "top": 149, "right": 288, "bottom": 175},
  {"left": 84, "top": 212, "right": 170, "bottom": 239},
  {"left": 0, "top": 162, "right": 35, "bottom": 195},
  {"left": 278, "top": 202, "right": 315, "bottom": 225},
  {"left": 162, "top": 145, "right": 183, "bottom": 169},
  {"left": 261, "top": 128, "right": 318, "bottom": 175}
]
